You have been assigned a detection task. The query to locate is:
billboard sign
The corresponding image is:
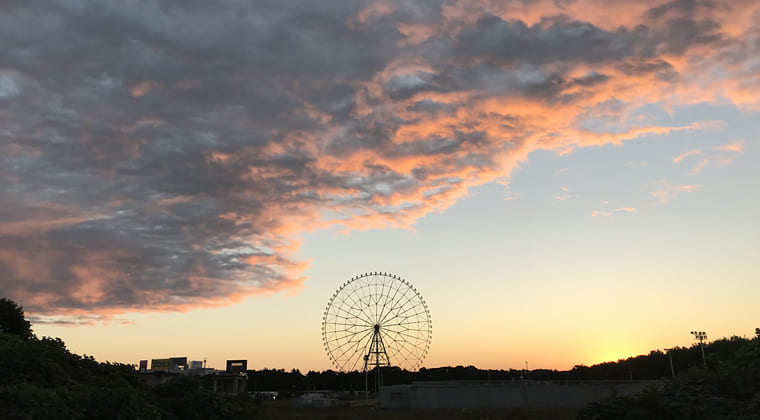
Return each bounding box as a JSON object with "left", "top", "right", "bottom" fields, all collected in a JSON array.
[
  {"left": 151, "top": 358, "right": 170, "bottom": 371},
  {"left": 169, "top": 357, "right": 188, "bottom": 371},
  {"left": 226, "top": 359, "right": 247, "bottom": 373}
]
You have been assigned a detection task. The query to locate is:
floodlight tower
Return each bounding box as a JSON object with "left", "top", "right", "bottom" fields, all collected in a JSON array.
[{"left": 691, "top": 331, "right": 707, "bottom": 367}]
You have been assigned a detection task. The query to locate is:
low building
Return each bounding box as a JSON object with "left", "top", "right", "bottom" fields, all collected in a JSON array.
[
  {"left": 202, "top": 359, "right": 249, "bottom": 395},
  {"left": 206, "top": 372, "right": 247, "bottom": 394},
  {"left": 380, "top": 380, "right": 653, "bottom": 409}
]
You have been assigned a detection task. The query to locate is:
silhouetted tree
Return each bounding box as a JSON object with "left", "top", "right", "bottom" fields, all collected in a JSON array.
[{"left": 0, "top": 298, "right": 33, "bottom": 340}]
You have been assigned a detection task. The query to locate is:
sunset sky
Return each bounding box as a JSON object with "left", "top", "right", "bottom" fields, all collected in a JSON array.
[{"left": 2, "top": 0, "right": 758, "bottom": 371}]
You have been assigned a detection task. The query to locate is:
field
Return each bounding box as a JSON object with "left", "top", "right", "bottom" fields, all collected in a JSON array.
[{"left": 256, "top": 399, "right": 578, "bottom": 420}]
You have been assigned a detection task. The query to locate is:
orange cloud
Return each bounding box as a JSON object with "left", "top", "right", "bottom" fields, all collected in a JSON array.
[
  {"left": 651, "top": 181, "right": 701, "bottom": 203},
  {"left": 675, "top": 141, "right": 745, "bottom": 174},
  {"left": 715, "top": 140, "right": 744, "bottom": 154},
  {"left": 591, "top": 210, "right": 612, "bottom": 217},
  {"left": 0, "top": 215, "right": 103, "bottom": 236},
  {"left": 673, "top": 149, "right": 702, "bottom": 163}
]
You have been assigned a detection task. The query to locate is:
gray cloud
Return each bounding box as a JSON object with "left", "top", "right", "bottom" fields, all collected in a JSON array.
[{"left": 0, "top": 0, "right": 751, "bottom": 317}]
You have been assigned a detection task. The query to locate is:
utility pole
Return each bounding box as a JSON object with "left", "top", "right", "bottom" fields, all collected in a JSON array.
[
  {"left": 666, "top": 349, "right": 675, "bottom": 379},
  {"left": 691, "top": 331, "right": 707, "bottom": 367}
]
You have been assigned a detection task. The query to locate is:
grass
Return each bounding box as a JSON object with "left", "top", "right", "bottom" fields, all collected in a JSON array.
[{"left": 256, "top": 399, "right": 578, "bottom": 420}]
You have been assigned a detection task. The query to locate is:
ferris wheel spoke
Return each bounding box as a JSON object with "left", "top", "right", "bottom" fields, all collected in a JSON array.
[
  {"left": 381, "top": 329, "right": 427, "bottom": 343},
  {"left": 336, "top": 337, "right": 368, "bottom": 360},
  {"left": 381, "top": 319, "right": 430, "bottom": 328},
  {"left": 325, "top": 326, "right": 373, "bottom": 342},
  {"left": 384, "top": 338, "right": 418, "bottom": 367},
  {"left": 376, "top": 275, "right": 392, "bottom": 323},
  {"left": 330, "top": 321, "right": 368, "bottom": 328},
  {"left": 345, "top": 336, "right": 376, "bottom": 371},
  {"left": 368, "top": 279, "right": 382, "bottom": 323},
  {"left": 326, "top": 330, "right": 373, "bottom": 348},
  {"left": 330, "top": 322, "right": 372, "bottom": 335},
  {"left": 325, "top": 312, "right": 370, "bottom": 326},
  {"left": 382, "top": 331, "right": 426, "bottom": 357},
  {"left": 330, "top": 304, "right": 374, "bottom": 327},
  {"left": 331, "top": 327, "right": 375, "bottom": 363},
  {"left": 382, "top": 325, "right": 426, "bottom": 342},
  {"left": 379, "top": 299, "right": 424, "bottom": 326},
  {"left": 339, "top": 292, "right": 376, "bottom": 326},
  {"left": 394, "top": 337, "right": 426, "bottom": 362},
  {"left": 376, "top": 277, "right": 402, "bottom": 327},
  {"left": 383, "top": 328, "right": 429, "bottom": 345},
  {"left": 351, "top": 283, "right": 376, "bottom": 326},
  {"left": 377, "top": 286, "right": 419, "bottom": 324},
  {"left": 372, "top": 277, "right": 381, "bottom": 323},
  {"left": 394, "top": 297, "right": 425, "bottom": 318},
  {"left": 360, "top": 282, "right": 377, "bottom": 324}
]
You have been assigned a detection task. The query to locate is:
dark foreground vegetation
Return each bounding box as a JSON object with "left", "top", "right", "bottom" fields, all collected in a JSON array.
[
  {"left": 0, "top": 298, "right": 255, "bottom": 419},
  {"left": 3, "top": 297, "right": 760, "bottom": 419},
  {"left": 576, "top": 328, "right": 760, "bottom": 419}
]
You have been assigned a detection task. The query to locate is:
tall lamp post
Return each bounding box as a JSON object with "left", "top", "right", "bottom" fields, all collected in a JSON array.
[
  {"left": 665, "top": 348, "right": 675, "bottom": 379},
  {"left": 691, "top": 331, "right": 707, "bottom": 367}
]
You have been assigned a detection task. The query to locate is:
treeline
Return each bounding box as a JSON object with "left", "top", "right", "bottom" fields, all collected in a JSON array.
[
  {"left": 0, "top": 298, "right": 256, "bottom": 420},
  {"left": 4, "top": 295, "right": 759, "bottom": 418},
  {"left": 578, "top": 328, "right": 760, "bottom": 419},
  {"left": 247, "top": 337, "right": 749, "bottom": 392}
]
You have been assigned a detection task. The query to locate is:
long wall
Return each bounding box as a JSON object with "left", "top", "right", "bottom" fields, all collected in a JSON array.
[{"left": 380, "top": 380, "right": 653, "bottom": 409}]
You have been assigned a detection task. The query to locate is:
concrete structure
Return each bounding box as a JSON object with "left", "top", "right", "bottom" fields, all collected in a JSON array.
[
  {"left": 380, "top": 380, "right": 654, "bottom": 409},
  {"left": 139, "top": 357, "right": 248, "bottom": 394},
  {"left": 207, "top": 372, "right": 248, "bottom": 394},
  {"left": 199, "top": 359, "right": 249, "bottom": 394},
  {"left": 168, "top": 357, "right": 187, "bottom": 372}
]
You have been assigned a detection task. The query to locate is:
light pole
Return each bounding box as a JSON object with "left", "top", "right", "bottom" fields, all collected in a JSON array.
[
  {"left": 665, "top": 348, "right": 675, "bottom": 379},
  {"left": 691, "top": 331, "right": 707, "bottom": 367}
]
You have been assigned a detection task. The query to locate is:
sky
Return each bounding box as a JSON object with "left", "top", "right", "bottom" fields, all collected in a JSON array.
[{"left": 1, "top": 0, "right": 759, "bottom": 371}]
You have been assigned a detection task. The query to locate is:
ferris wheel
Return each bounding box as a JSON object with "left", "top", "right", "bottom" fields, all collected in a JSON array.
[{"left": 322, "top": 272, "right": 432, "bottom": 373}]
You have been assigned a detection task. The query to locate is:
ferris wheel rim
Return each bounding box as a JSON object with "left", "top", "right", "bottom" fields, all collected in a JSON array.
[{"left": 322, "top": 272, "right": 432, "bottom": 372}]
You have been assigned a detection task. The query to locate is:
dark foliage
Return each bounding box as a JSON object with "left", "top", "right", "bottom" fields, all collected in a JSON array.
[
  {"left": 0, "top": 298, "right": 33, "bottom": 340},
  {"left": 0, "top": 298, "right": 256, "bottom": 420},
  {"left": 577, "top": 330, "right": 760, "bottom": 419},
  {"left": 154, "top": 376, "right": 256, "bottom": 420},
  {"left": 0, "top": 332, "right": 159, "bottom": 419}
]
